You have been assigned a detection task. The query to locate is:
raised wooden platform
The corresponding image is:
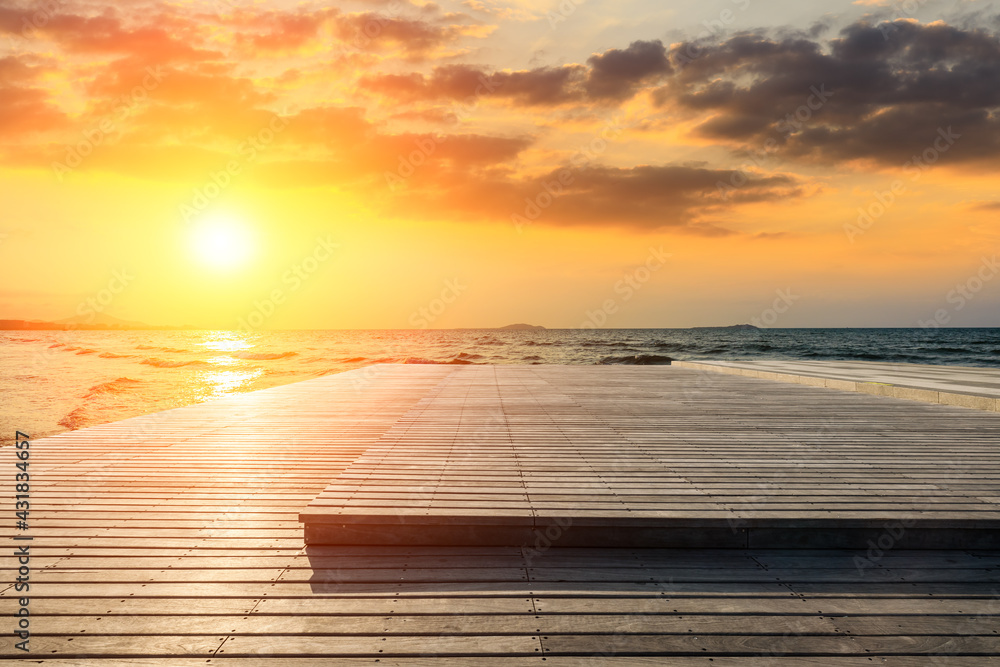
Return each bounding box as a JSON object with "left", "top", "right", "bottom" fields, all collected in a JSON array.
[
  {"left": 673, "top": 358, "right": 1000, "bottom": 412},
  {"left": 4, "top": 363, "right": 1000, "bottom": 662},
  {"left": 302, "top": 365, "right": 1000, "bottom": 549}
]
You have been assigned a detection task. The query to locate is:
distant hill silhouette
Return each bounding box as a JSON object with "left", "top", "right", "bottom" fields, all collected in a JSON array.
[
  {"left": 0, "top": 314, "right": 191, "bottom": 330},
  {"left": 691, "top": 324, "right": 760, "bottom": 331}
]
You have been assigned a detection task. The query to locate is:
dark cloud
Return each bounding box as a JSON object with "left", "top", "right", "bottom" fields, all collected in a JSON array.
[
  {"left": 371, "top": 132, "right": 533, "bottom": 169},
  {"left": 360, "top": 40, "right": 672, "bottom": 107},
  {"left": 585, "top": 40, "right": 672, "bottom": 100},
  {"left": 360, "top": 64, "right": 584, "bottom": 105},
  {"left": 492, "top": 66, "right": 584, "bottom": 104},
  {"left": 659, "top": 20, "right": 1000, "bottom": 165},
  {"left": 332, "top": 12, "right": 471, "bottom": 58},
  {"left": 385, "top": 164, "right": 802, "bottom": 230}
]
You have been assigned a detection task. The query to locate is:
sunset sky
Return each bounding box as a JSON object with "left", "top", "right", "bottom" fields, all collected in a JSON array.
[{"left": 2, "top": 0, "right": 999, "bottom": 328}]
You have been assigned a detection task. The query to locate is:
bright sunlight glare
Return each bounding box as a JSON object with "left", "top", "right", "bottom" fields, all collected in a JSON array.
[{"left": 192, "top": 215, "right": 254, "bottom": 269}]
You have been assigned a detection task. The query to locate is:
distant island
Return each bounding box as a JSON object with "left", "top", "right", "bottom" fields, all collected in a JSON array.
[
  {"left": 691, "top": 324, "right": 760, "bottom": 331},
  {"left": 498, "top": 323, "right": 546, "bottom": 330}
]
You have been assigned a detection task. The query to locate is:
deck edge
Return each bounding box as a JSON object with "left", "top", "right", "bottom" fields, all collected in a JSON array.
[{"left": 671, "top": 360, "right": 1000, "bottom": 413}]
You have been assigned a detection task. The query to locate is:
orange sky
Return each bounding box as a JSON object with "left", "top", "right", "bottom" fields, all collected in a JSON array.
[{"left": 1, "top": 0, "right": 998, "bottom": 328}]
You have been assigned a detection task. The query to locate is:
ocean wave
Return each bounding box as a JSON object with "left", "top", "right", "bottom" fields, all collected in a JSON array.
[
  {"left": 313, "top": 368, "right": 341, "bottom": 377},
  {"left": 792, "top": 350, "right": 922, "bottom": 363},
  {"left": 98, "top": 352, "right": 133, "bottom": 359},
  {"left": 654, "top": 343, "right": 712, "bottom": 354},
  {"left": 58, "top": 407, "right": 88, "bottom": 431},
  {"left": 231, "top": 351, "right": 298, "bottom": 361},
  {"left": 135, "top": 345, "right": 191, "bottom": 353},
  {"left": 301, "top": 355, "right": 331, "bottom": 363},
  {"left": 140, "top": 357, "right": 211, "bottom": 368},
  {"left": 522, "top": 355, "right": 542, "bottom": 361},
  {"left": 85, "top": 377, "right": 142, "bottom": 397},
  {"left": 340, "top": 357, "right": 400, "bottom": 365},
  {"left": 48, "top": 343, "right": 64, "bottom": 348},
  {"left": 475, "top": 337, "right": 504, "bottom": 345},
  {"left": 75, "top": 348, "right": 97, "bottom": 355},
  {"left": 454, "top": 352, "right": 484, "bottom": 360},
  {"left": 598, "top": 354, "right": 673, "bottom": 365},
  {"left": 843, "top": 351, "right": 904, "bottom": 361}
]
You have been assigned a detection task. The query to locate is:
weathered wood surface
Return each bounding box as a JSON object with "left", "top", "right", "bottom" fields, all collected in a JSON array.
[
  {"left": 303, "top": 365, "right": 1000, "bottom": 548},
  {"left": 3, "top": 364, "right": 999, "bottom": 662},
  {"left": 673, "top": 358, "right": 1000, "bottom": 412}
]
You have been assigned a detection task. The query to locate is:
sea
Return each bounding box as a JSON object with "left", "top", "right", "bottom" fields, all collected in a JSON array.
[{"left": 2, "top": 327, "right": 998, "bottom": 440}]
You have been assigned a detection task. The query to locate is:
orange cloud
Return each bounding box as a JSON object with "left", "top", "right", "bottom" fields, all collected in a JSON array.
[
  {"left": 9, "top": 7, "right": 220, "bottom": 62},
  {"left": 225, "top": 7, "right": 340, "bottom": 54},
  {"left": 0, "top": 55, "right": 68, "bottom": 136}
]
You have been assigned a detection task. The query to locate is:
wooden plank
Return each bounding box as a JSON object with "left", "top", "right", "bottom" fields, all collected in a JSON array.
[
  {"left": 540, "top": 633, "right": 1000, "bottom": 656},
  {"left": 20, "top": 613, "right": 844, "bottom": 636},
  {"left": 0, "top": 596, "right": 536, "bottom": 615}
]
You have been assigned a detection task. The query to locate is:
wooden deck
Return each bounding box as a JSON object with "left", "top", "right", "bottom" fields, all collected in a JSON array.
[
  {"left": 673, "top": 359, "right": 1000, "bottom": 412},
  {"left": 4, "top": 363, "right": 1000, "bottom": 662},
  {"left": 303, "top": 365, "right": 1000, "bottom": 548}
]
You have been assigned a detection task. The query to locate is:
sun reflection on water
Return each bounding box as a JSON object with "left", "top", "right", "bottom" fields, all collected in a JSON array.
[
  {"left": 198, "top": 331, "right": 254, "bottom": 353},
  {"left": 192, "top": 332, "right": 262, "bottom": 399},
  {"left": 197, "top": 369, "right": 264, "bottom": 400}
]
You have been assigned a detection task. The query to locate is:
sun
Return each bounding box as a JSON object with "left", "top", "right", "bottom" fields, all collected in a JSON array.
[{"left": 192, "top": 215, "right": 254, "bottom": 269}]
